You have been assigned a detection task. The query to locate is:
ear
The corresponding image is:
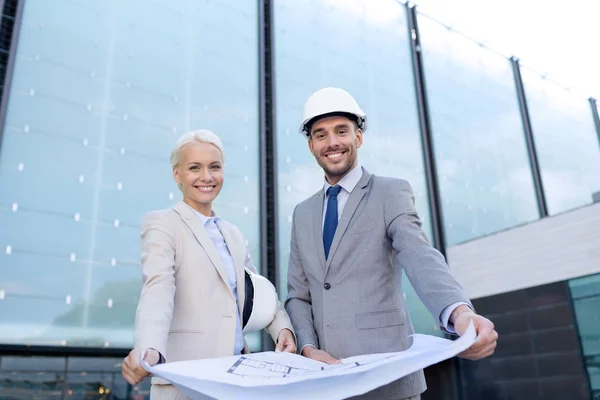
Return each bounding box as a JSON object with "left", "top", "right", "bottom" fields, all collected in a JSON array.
[
  {"left": 173, "top": 166, "right": 181, "bottom": 186},
  {"left": 355, "top": 128, "right": 363, "bottom": 149},
  {"left": 307, "top": 136, "right": 315, "bottom": 154}
]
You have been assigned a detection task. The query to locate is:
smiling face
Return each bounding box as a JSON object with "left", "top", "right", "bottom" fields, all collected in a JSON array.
[
  {"left": 308, "top": 115, "right": 363, "bottom": 185},
  {"left": 173, "top": 141, "right": 224, "bottom": 216}
]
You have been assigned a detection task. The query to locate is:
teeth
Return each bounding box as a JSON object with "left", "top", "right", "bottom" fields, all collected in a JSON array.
[
  {"left": 327, "top": 153, "right": 342, "bottom": 159},
  {"left": 197, "top": 186, "right": 214, "bottom": 192}
]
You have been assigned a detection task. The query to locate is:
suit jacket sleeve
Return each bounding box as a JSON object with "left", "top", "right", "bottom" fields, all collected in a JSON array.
[
  {"left": 240, "top": 230, "right": 295, "bottom": 345},
  {"left": 385, "top": 179, "right": 473, "bottom": 330},
  {"left": 285, "top": 206, "right": 318, "bottom": 352},
  {"left": 134, "top": 211, "right": 176, "bottom": 358}
]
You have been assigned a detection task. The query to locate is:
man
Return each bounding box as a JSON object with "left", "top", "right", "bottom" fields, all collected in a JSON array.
[{"left": 285, "top": 87, "right": 498, "bottom": 400}]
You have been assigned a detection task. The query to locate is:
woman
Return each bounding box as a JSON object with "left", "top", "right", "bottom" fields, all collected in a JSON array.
[{"left": 122, "top": 130, "right": 296, "bottom": 399}]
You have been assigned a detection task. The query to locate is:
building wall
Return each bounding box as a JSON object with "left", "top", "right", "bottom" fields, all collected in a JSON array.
[
  {"left": 447, "top": 201, "right": 600, "bottom": 299},
  {"left": 458, "top": 281, "right": 591, "bottom": 400},
  {"left": 448, "top": 202, "right": 600, "bottom": 399}
]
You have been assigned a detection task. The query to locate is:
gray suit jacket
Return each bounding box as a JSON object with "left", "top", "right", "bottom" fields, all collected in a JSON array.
[{"left": 285, "top": 168, "right": 472, "bottom": 400}]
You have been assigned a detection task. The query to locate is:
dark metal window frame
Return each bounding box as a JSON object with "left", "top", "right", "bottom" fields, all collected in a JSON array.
[
  {"left": 405, "top": 3, "right": 447, "bottom": 256},
  {"left": 510, "top": 57, "right": 549, "bottom": 218},
  {"left": 258, "top": 0, "right": 279, "bottom": 352},
  {"left": 590, "top": 97, "right": 600, "bottom": 148},
  {"left": 0, "top": 0, "right": 23, "bottom": 152},
  {"left": 406, "top": 4, "right": 463, "bottom": 400}
]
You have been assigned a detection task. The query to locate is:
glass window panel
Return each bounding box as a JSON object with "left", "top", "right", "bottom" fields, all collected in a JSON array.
[
  {"left": 67, "top": 357, "right": 122, "bottom": 373},
  {"left": 0, "top": 209, "right": 92, "bottom": 256},
  {"left": 0, "top": 372, "right": 64, "bottom": 399},
  {"left": 521, "top": 69, "right": 600, "bottom": 215},
  {"left": 417, "top": 14, "right": 540, "bottom": 246},
  {"left": 0, "top": 0, "right": 260, "bottom": 350},
  {"left": 569, "top": 274, "right": 600, "bottom": 396},
  {"left": 274, "top": 0, "right": 438, "bottom": 335},
  {"left": 0, "top": 297, "right": 80, "bottom": 345},
  {"left": 64, "top": 372, "right": 114, "bottom": 399},
  {"left": 0, "top": 252, "right": 88, "bottom": 301},
  {"left": 1, "top": 356, "right": 66, "bottom": 372}
]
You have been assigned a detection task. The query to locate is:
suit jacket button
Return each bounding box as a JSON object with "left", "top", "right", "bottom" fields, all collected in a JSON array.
[{"left": 324, "top": 283, "right": 331, "bottom": 290}]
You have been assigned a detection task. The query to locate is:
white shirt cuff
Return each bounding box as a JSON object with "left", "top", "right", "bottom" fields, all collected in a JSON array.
[{"left": 440, "top": 302, "right": 471, "bottom": 333}]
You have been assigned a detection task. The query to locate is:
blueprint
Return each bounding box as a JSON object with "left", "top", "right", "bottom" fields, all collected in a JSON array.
[
  {"left": 225, "top": 352, "right": 397, "bottom": 379},
  {"left": 142, "top": 320, "right": 476, "bottom": 400}
]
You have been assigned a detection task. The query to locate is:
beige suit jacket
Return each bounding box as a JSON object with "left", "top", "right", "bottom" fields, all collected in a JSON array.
[{"left": 134, "top": 201, "right": 294, "bottom": 386}]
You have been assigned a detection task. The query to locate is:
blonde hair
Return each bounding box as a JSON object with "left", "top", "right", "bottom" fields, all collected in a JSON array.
[{"left": 170, "top": 129, "right": 225, "bottom": 167}]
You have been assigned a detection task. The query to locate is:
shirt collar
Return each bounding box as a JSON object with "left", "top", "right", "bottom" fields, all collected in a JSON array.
[
  {"left": 193, "top": 208, "right": 220, "bottom": 228},
  {"left": 322, "top": 163, "right": 363, "bottom": 196}
]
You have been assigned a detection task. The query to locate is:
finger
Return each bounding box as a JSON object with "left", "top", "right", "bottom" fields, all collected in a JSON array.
[
  {"left": 475, "top": 329, "right": 498, "bottom": 348},
  {"left": 460, "top": 340, "right": 497, "bottom": 360},
  {"left": 275, "top": 340, "right": 285, "bottom": 353},
  {"left": 280, "top": 341, "right": 295, "bottom": 352},
  {"left": 122, "top": 372, "right": 137, "bottom": 386},
  {"left": 134, "top": 365, "right": 150, "bottom": 379},
  {"left": 461, "top": 341, "right": 484, "bottom": 356},
  {"left": 125, "top": 356, "right": 139, "bottom": 370},
  {"left": 325, "top": 355, "right": 341, "bottom": 364},
  {"left": 287, "top": 343, "right": 297, "bottom": 353},
  {"left": 143, "top": 349, "right": 160, "bottom": 366},
  {"left": 476, "top": 319, "right": 495, "bottom": 336},
  {"left": 122, "top": 363, "right": 133, "bottom": 377}
]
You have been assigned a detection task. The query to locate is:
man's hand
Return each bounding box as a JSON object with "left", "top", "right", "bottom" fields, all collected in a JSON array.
[
  {"left": 275, "top": 329, "right": 297, "bottom": 353},
  {"left": 302, "top": 345, "right": 341, "bottom": 364},
  {"left": 122, "top": 348, "right": 160, "bottom": 385},
  {"left": 451, "top": 306, "right": 498, "bottom": 360}
]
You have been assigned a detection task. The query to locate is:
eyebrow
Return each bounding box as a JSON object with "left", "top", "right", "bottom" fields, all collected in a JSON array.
[
  {"left": 312, "top": 123, "right": 351, "bottom": 136},
  {"left": 187, "top": 161, "right": 223, "bottom": 166}
]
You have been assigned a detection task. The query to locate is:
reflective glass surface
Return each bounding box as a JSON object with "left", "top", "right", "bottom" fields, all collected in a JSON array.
[
  {"left": 521, "top": 69, "right": 600, "bottom": 215},
  {"left": 0, "top": 355, "right": 148, "bottom": 400},
  {"left": 0, "top": 0, "right": 261, "bottom": 348},
  {"left": 418, "top": 13, "right": 540, "bottom": 246},
  {"left": 569, "top": 274, "right": 600, "bottom": 398}
]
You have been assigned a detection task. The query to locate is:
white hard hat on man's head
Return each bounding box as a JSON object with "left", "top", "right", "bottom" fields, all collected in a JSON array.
[{"left": 299, "top": 87, "right": 367, "bottom": 137}]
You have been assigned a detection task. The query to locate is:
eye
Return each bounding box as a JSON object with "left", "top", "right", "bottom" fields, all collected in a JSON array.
[
  {"left": 338, "top": 129, "right": 347, "bottom": 135},
  {"left": 210, "top": 165, "right": 221, "bottom": 170},
  {"left": 190, "top": 165, "right": 200, "bottom": 171}
]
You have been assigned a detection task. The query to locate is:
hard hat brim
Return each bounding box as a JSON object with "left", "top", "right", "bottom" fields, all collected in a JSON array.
[
  {"left": 300, "top": 112, "right": 367, "bottom": 137},
  {"left": 304, "top": 112, "right": 359, "bottom": 135}
]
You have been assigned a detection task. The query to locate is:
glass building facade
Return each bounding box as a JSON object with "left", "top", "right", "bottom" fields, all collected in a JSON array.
[
  {"left": 0, "top": 0, "right": 261, "bottom": 349},
  {"left": 0, "top": 0, "right": 599, "bottom": 399}
]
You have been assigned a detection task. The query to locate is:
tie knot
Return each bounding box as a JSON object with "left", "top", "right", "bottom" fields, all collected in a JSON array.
[{"left": 327, "top": 185, "right": 342, "bottom": 197}]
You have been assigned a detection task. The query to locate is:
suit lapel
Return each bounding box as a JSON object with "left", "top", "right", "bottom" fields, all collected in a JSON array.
[
  {"left": 325, "top": 169, "right": 372, "bottom": 275},
  {"left": 221, "top": 224, "right": 246, "bottom": 315},
  {"left": 311, "top": 190, "right": 327, "bottom": 270},
  {"left": 172, "top": 201, "right": 233, "bottom": 302}
]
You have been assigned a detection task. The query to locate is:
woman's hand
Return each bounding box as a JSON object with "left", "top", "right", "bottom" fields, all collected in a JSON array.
[
  {"left": 122, "top": 348, "right": 160, "bottom": 385},
  {"left": 275, "top": 329, "right": 297, "bottom": 353}
]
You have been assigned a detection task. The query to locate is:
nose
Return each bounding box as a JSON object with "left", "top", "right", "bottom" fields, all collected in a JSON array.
[
  {"left": 200, "top": 168, "right": 213, "bottom": 182},
  {"left": 326, "top": 133, "right": 341, "bottom": 147}
]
